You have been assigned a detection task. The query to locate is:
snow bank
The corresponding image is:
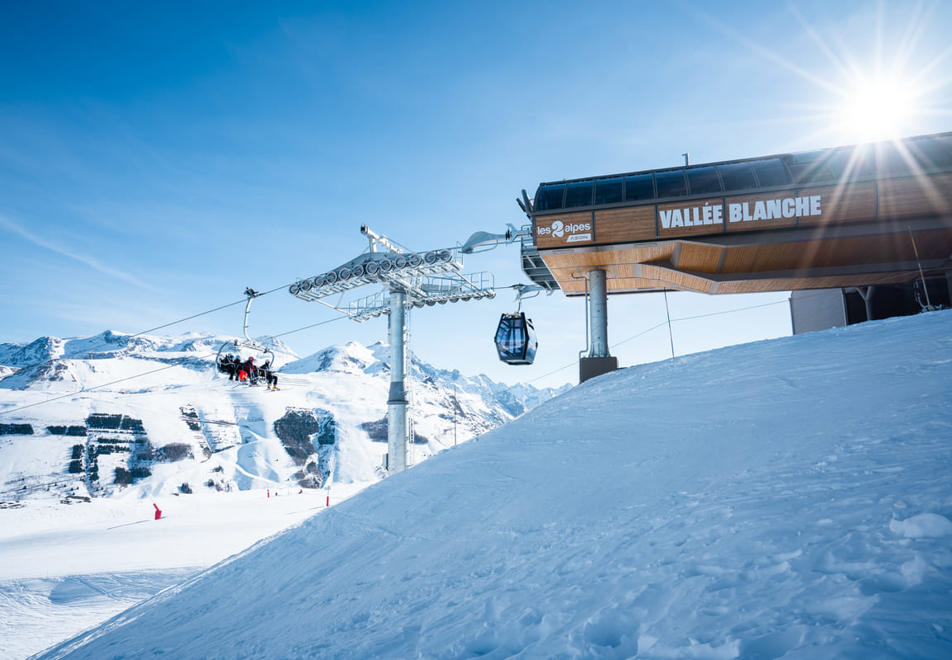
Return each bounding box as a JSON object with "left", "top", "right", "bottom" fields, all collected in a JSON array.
[
  {"left": 38, "top": 311, "right": 952, "bottom": 658},
  {"left": 890, "top": 513, "right": 952, "bottom": 538}
]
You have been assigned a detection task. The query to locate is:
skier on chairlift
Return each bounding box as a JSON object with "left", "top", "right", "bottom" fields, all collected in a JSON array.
[
  {"left": 220, "top": 354, "right": 236, "bottom": 379},
  {"left": 226, "top": 355, "right": 238, "bottom": 381},
  {"left": 242, "top": 356, "right": 258, "bottom": 385},
  {"left": 260, "top": 360, "right": 279, "bottom": 391},
  {"left": 235, "top": 356, "right": 247, "bottom": 382}
]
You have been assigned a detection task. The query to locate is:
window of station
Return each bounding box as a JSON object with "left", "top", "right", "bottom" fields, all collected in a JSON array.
[
  {"left": 826, "top": 149, "right": 866, "bottom": 183},
  {"left": 686, "top": 166, "right": 722, "bottom": 195},
  {"left": 787, "top": 151, "right": 837, "bottom": 184},
  {"left": 624, "top": 174, "right": 654, "bottom": 202},
  {"left": 654, "top": 170, "right": 687, "bottom": 198},
  {"left": 535, "top": 184, "right": 565, "bottom": 211},
  {"left": 750, "top": 158, "right": 790, "bottom": 187},
  {"left": 717, "top": 162, "right": 757, "bottom": 191},
  {"left": 824, "top": 149, "right": 871, "bottom": 181},
  {"left": 595, "top": 177, "right": 624, "bottom": 205},
  {"left": 907, "top": 137, "right": 952, "bottom": 170},
  {"left": 875, "top": 145, "right": 915, "bottom": 176},
  {"left": 564, "top": 180, "right": 594, "bottom": 208}
]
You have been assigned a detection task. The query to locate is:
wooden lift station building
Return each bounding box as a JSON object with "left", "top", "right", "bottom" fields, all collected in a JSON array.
[{"left": 519, "top": 132, "right": 952, "bottom": 381}]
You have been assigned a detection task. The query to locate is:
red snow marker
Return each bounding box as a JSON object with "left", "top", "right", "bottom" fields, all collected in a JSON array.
[
  {"left": 153, "top": 503, "right": 162, "bottom": 520},
  {"left": 267, "top": 489, "right": 270, "bottom": 498},
  {"left": 326, "top": 494, "right": 330, "bottom": 507}
]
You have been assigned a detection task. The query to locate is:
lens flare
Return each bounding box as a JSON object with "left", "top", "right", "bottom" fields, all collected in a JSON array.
[{"left": 836, "top": 73, "right": 925, "bottom": 142}]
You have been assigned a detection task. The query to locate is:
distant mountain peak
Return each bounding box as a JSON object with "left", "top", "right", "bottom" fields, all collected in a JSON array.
[
  {"left": 0, "top": 335, "right": 65, "bottom": 368},
  {"left": 282, "top": 341, "right": 380, "bottom": 375}
]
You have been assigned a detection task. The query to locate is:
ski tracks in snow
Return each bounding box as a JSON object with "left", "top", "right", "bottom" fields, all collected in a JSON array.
[{"left": 0, "top": 569, "right": 197, "bottom": 659}]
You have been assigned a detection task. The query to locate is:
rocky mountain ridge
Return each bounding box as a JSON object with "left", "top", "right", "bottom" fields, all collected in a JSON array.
[{"left": 0, "top": 330, "right": 568, "bottom": 506}]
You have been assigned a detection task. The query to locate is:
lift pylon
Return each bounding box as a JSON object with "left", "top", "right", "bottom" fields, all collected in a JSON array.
[{"left": 289, "top": 226, "right": 497, "bottom": 473}]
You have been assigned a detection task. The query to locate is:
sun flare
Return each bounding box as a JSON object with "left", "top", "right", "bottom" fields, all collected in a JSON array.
[{"left": 835, "top": 74, "right": 924, "bottom": 143}]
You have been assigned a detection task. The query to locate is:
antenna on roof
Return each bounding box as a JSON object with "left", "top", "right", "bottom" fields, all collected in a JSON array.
[
  {"left": 516, "top": 189, "right": 534, "bottom": 219},
  {"left": 682, "top": 153, "right": 689, "bottom": 166}
]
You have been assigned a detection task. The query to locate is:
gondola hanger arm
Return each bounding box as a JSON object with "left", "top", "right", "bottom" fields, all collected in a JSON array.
[
  {"left": 511, "top": 283, "right": 546, "bottom": 311},
  {"left": 460, "top": 223, "right": 526, "bottom": 254}
]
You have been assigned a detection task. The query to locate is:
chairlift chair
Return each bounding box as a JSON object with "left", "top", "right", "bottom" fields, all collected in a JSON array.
[
  {"left": 494, "top": 312, "right": 538, "bottom": 365},
  {"left": 214, "top": 288, "right": 277, "bottom": 377},
  {"left": 214, "top": 340, "right": 275, "bottom": 375}
]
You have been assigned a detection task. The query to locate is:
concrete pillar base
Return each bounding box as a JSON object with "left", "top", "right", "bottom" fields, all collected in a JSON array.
[{"left": 580, "top": 356, "right": 618, "bottom": 383}]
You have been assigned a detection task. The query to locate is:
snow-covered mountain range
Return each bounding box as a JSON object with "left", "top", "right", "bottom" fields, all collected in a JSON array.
[{"left": 0, "top": 330, "right": 566, "bottom": 505}]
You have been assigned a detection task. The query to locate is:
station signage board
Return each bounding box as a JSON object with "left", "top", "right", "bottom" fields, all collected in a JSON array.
[
  {"left": 534, "top": 212, "right": 595, "bottom": 248},
  {"left": 658, "top": 194, "right": 823, "bottom": 237},
  {"left": 534, "top": 191, "right": 831, "bottom": 247}
]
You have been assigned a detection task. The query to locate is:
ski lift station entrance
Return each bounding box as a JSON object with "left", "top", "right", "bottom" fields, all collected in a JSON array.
[{"left": 518, "top": 131, "right": 952, "bottom": 382}]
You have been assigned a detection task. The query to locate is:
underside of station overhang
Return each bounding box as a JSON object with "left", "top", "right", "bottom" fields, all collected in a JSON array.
[{"left": 539, "top": 215, "right": 952, "bottom": 297}]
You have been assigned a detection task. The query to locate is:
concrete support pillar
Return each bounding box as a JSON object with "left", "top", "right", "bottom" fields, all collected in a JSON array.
[
  {"left": 387, "top": 291, "right": 408, "bottom": 473},
  {"left": 588, "top": 269, "right": 609, "bottom": 357},
  {"left": 580, "top": 269, "right": 617, "bottom": 383}
]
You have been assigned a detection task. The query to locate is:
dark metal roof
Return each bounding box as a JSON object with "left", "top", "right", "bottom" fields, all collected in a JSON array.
[
  {"left": 537, "top": 131, "right": 952, "bottom": 187},
  {"left": 531, "top": 131, "right": 952, "bottom": 214}
]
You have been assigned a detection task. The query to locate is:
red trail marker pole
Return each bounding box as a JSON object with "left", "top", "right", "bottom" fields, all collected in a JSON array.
[{"left": 153, "top": 503, "right": 162, "bottom": 520}]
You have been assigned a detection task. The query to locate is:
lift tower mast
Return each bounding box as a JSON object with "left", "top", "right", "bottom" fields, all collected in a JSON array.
[{"left": 288, "top": 226, "right": 496, "bottom": 473}]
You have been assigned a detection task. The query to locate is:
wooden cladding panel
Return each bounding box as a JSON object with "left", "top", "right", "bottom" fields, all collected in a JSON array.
[
  {"left": 596, "top": 271, "right": 919, "bottom": 296},
  {"left": 639, "top": 265, "right": 714, "bottom": 293},
  {"left": 560, "top": 276, "right": 665, "bottom": 295},
  {"left": 918, "top": 228, "right": 952, "bottom": 259},
  {"left": 608, "top": 277, "right": 667, "bottom": 293},
  {"left": 613, "top": 264, "right": 638, "bottom": 279},
  {"left": 878, "top": 173, "right": 952, "bottom": 219},
  {"left": 674, "top": 243, "right": 724, "bottom": 273},
  {"left": 623, "top": 245, "right": 678, "bottom": 263},
  {"left": 543, "top": 226, "right": 952, "bottom": 292},
  {"left": 721, "top": 241, "right": 830, "bottom": 274},
  {"left": 594, "top": 206, "right": 656, "bottom": 242},
  {"left": 558, "top": 279, "right": 587, "bottom": 295},
  {"left": 719, "top": 230, "right": 952, "bottom": 274},
  {"left": 715, "top": 271, "right": 921, "bottom": 294},
  {"left": 534, "top": 212, "right": 594, "bottom": 249},
  {"left": 798, "top": 182, "right": 877, "bottom": 226},
  {"left": 540, "top": 245, "right": 675, "bottom": 272}
]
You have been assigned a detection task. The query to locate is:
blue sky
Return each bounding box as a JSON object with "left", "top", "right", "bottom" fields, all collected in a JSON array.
[{"left": 1, "top": 1, "right": 950, "bottom": 387}]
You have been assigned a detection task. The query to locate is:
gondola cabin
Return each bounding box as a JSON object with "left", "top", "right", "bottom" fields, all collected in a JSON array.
[{"left": 494, "top": 312, "right": 538, "bottom": 365}]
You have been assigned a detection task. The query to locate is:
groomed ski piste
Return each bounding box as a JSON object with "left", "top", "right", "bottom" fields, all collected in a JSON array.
[{"left": 26, "top": 310, "right": 952, "bottom": 658}]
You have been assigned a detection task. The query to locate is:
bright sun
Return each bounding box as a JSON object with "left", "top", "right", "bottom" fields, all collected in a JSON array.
[{"left": 836, "top": 74, "right": 922, "bottom": 142}]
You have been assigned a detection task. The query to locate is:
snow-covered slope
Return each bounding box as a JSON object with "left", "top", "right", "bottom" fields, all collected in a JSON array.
[
  {"left": 37, "top": 311, "right": 952, "bottom": 659},
  {"left": 0, "top": 332, "right": 564, "bottom": 505}
]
